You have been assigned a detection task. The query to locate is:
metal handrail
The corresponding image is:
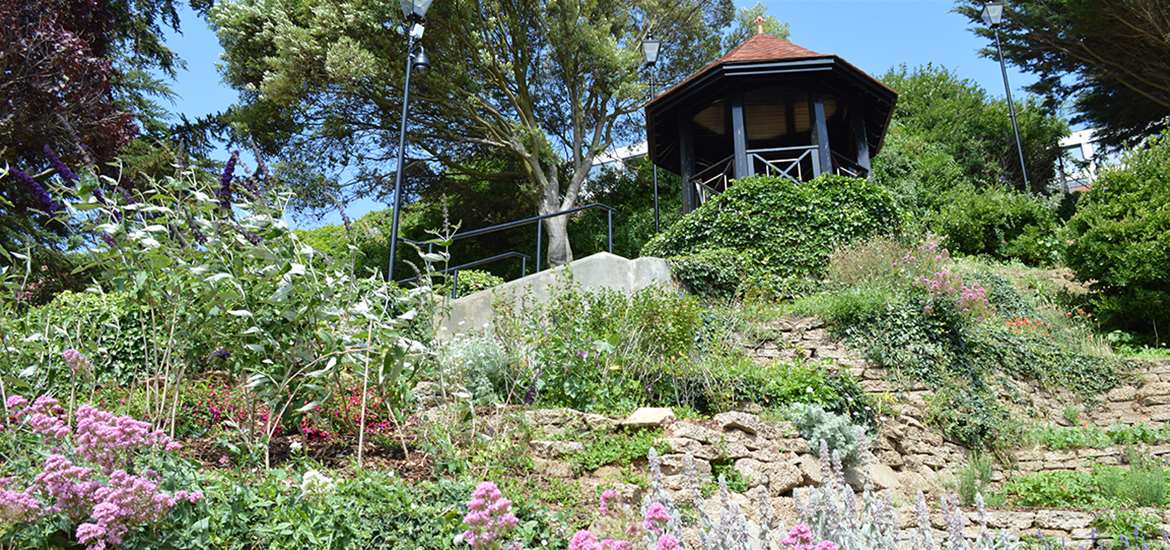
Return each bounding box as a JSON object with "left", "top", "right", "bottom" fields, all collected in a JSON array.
[
  {"left": 396, "top": 203, "right": 614, "bottom": 284},
  {"left": 396, "top": 250, "right": 530, "bottom": 297}
]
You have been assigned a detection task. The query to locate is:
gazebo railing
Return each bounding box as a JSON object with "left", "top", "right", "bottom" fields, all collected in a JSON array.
[
  {"left": 692, "top": 154, "right": 735, "bottom": 205},
  {"left": 832, "top": 151, "right": 869, "bottom": 178},
  {"left": 748, "top": 145, "right": 819, "bottom": 183}
]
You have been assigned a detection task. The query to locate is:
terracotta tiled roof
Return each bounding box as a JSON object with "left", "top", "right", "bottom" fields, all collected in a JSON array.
[
  {"left": 649, "top": 34, "right": 834, "bottom": 107},
  {"left": 719, "top": 33, "right": 827, "bottom": 63}
]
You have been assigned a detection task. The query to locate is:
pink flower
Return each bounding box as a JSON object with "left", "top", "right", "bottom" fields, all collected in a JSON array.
[
  {"left": 599, "top": 489, "right": 617, "bottom": 516},
  {"left": 569, "top": 530, "right": 601, "bottom": 550},
  {"left": 63, "top": 349, "right": 93, "bottom": 375},
  {"left": 642, "top": 502, "right": 672, "bottom": 535},
  {"left": 654, "top": 534, "right": 680, "bottom": 550},
  {"left": 462, "top": 482, "right": 520, "bottom": 548}
]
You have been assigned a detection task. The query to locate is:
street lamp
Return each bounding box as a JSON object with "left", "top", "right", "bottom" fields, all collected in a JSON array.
[
  {"left": 982, "top": 1, "right": 1030, "bottom": 190},
  {"left": 642, "top": 34, "right": 661, "bottom": 233},
  {"left": 386, "top": 0, "right": 434, "bottom": 282}
]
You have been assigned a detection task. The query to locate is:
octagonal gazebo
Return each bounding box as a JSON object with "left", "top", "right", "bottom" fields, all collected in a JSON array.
[{"left": 646, "top": 30, "right": 897, "bottom": 212}]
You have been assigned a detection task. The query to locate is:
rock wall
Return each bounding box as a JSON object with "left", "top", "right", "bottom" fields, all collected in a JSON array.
[{"left": 441, "top": 316, "right": 1170, "bottom": 546}]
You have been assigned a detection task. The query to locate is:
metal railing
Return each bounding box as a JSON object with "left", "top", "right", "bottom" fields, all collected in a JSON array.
[
  {"left": 396, "top": 251, "right": 530, "bottom": 298},
  {"left": 396, "top": 203, "right": 615, "bottom": 290}
]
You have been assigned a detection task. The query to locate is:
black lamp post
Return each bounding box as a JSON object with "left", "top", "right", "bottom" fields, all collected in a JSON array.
[
  {"left": 387, "top": 0, "right": 433, "bottom": 282},
  {"left": 983, "top": 1, "right": 1030, "bottom": 190},
  {"left": 642, "top": 34, "right": 661, "bottom": 232}
]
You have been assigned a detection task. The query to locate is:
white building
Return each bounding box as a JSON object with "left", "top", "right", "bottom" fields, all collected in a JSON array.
[{"left": 1055, "top": 128, "right": 1122, "bottom": 193}]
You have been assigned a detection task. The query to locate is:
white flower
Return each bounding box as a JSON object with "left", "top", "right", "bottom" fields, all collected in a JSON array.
[
  {"left": 289, "top": 441, "right": 303, "bottom": 453},
  {"left": 300, "top": 469, "right": 336, "bottom": 498}
]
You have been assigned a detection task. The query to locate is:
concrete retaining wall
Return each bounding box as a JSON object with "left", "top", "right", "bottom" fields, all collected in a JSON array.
[{"left": 438, "top": 252, "right": 673, "bottom": 338}]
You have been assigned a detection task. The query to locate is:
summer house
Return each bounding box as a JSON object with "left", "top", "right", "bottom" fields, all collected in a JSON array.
[{"left": 645, "top": 26, "right": 898, "bottom": 213}]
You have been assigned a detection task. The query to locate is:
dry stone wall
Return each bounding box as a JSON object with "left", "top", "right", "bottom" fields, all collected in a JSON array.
[{"left": 433, "top": 317, "right": 1170, "bottom": 545}]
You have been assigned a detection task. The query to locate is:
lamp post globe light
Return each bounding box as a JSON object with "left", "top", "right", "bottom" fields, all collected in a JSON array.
[
  {"left": 386, "top": 0, "right": 433, "bottom": 282},
  {"left": 642, "top": 34, "right": 661, "bottom": 233},
  {"left": 982, "top": 1, "right": 1030, "bottom": 190}
]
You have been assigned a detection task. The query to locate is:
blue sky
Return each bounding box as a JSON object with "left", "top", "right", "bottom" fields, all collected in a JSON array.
[{"left": 162, "top": 0, "right": 1038, "bottom": 228}]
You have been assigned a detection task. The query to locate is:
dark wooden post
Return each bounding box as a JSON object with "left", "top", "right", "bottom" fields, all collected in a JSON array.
[
  {"left": 811, "top": 94, "right": 832, "bottom": 175},
  {"left": 851, "top": 111, "right": 871, "bottom": 173},
  {"left": 730, "top": 92, "right": 750, "bottom": 178},
  {"left": 679, "top": 115, "right": 696, "bottom": 213}
]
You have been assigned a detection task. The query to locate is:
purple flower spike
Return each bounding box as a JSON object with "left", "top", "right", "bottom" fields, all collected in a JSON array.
[
  {"left": 218, "top": 151, "right": 239, "bottom": 211},
  {"left": 10, "top": 167, "right": 61, "bottom": 214},
  {"left": 43, "top": 145, "right": 79, "bottom": 183}
]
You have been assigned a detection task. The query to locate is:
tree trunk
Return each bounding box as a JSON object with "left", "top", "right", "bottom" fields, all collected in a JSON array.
[{"left": 543, "top": 214, "right": 573, "bottom": 267}]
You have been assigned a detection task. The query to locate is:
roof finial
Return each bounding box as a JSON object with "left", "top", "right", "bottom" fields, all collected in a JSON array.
[{"left": 754, "top": 15, "right": 766, "bottom": 35}]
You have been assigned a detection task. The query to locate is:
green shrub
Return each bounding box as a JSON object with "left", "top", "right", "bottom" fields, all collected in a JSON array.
[
  {"left": 999, "top": 462, "right": 1170, "bottom": 510},
  {"left": 928, "top": 383, "right": 1018, "bottom": 453},
  {"left": 710, "top": 359, "right": 877, "bottom": 429},
  {"left": 666, "top": 248, "right": 744, "bottom": 300},
  {"left": 443, "top": 269, "right": 505, "bottom": 297},
  {"left": 1065, "top": 132, "right": 1170, "bottom": 337},
  {"left": 436, "top": 335, "right": 513, "bottom": 404},
  {"left": 492, "top": 281, "right": 877, "bottom": 420},
  {"left": 1092, "top": 510, "right": 1166, "bottom": 548},
  {"left": 569, "top": 429, "right": 668, "bottom": 475},
  {"left": 797, "top": 237, "right": 1120, "bottom": 452},
  {"left": 151, "top": 470, "right": 565, "bottom": 549},
  {"left": 957, "top": 454, "right": 995, "bottom": 506},
  {"left": 0, "top": 290, "right": 150, "bottom": 392},
  {"left": 643, "top": 174, "right": 901, "bottom": 283},
  {"left": 927, "top": 184, "right": 1063, "bottom": 266},
  {"left": 788, "top": 403, "right": 869, "bottom": 467},
  {"left": 870, "top": 124, "right": 968, "bottom": 221},
  {"left": 494, "top": 283, "right": 706, "bottom": 413}
]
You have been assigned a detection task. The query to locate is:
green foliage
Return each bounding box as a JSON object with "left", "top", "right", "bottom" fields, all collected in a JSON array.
[
  {"left": 436, "top": 335, "right": 513, "bottom": 404},
  {"left": 927, "top": 384, "right": 1018, "bottom": 453},
  {"left": 957, "top": 454, "right": 995, "bottom": 506},
  {"left": 494, "top": 282, "right": 707, "bottom": 413},
  {"left": 445, "top": 269, "right": 505, "bottom": 297},
  {"left": 0, "top": 291, "right": 149, "bottom": 389},
  {"left": 643, "top": 174, "right": 901, "bottom": 285},
  {"left": 927, "top": 184, "right": 1063, "bottom": 265},
  {"left": 1065, "top": 133, "right": 1170, "bottom": 336},
  {"left": 569, "top": 429, "right": 668, "bottom": 475},
  {"left": 999, "top": 460, "right": 1170, "bottom": 510},
  {"left": 712, "top": 360, "right": 877, "bottom": 429},
  {"left": 6, "top": 170, "right": 438, "bottom": 469},
  {"left": 152, "top": 470, "right": 566, "bottom": 549},
  {"left": 491, "top": 281, "right": 877, "bottom": 420},
  {"left": 788, "top": 403, "right": 869, "bottom": 467},
  {"left": 666, "top": 248, "right": 745, "bottom": 300},
  {"left": 798, "top": 237, "right": 1120, "bottom": 452},
  {"left": 212, "top": 0, "right": 734, "bottom": 265},
  {"left": 703, "top": 461, "right": 750, "bottom": 496},
  {"left": 870, "top": 125, "right": 968, "bottom": 221},
  {"left": 1092, "top": 510, "right": 1166, "bottom": 549},
  {"left": 881, "top": 64, "right": 1068, "bottom": 191},
  {"left": 954, "top": 0, "right": 1170, "bottom": 147}
]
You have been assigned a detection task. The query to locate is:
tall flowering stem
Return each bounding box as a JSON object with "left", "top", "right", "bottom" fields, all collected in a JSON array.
[
  {"left": 44, "top": 145, "right": 80, "bottom": 183},
  {"left": 217, "top": 150, "right": 239, "bottom": 212},
  {"left": 10, "top": 167, "right": 61, "bottom": 214}
]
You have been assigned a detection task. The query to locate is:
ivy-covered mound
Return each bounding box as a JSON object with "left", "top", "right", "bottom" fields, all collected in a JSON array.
[{"left": 642, "top": 175, "right": 901, "bottom": 298}]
